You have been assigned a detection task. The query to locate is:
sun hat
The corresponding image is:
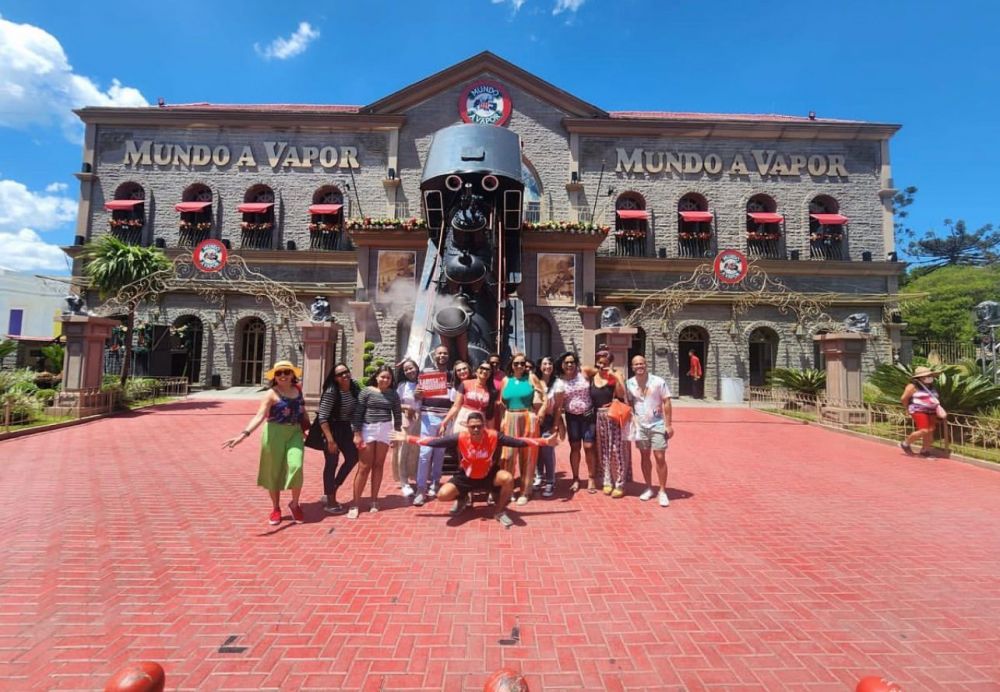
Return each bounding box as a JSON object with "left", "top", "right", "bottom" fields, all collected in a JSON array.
[
  {"left": 911, "top": 366, "right": 943, "bottom": 379},
  {"left": 265, "top": 360, "right": 302, "bottom": 380}
]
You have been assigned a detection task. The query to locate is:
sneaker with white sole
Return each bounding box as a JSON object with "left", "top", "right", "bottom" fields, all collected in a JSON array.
[
  {"left": 658, "top": 491, "right": 670, "bottom": 507},
  {"left": 516, "top": 495, "right": 529, "bottom": 506},
  {"left": 450, "top": 494, "right": 470, "bottom": 515},
  {"left": 412, "top": 493, "right": 426, "bottom": 507},
  {"left": 532, "top": 476, "right": 543, "bottom": 488},
  {"left": 639, "top": 488, "right": 656, "bottom": 502},
  {"left": 401, "top": 484, "right": 415, "bottom": 498},
  {"left": 427, "top": 484, "right": 438, "bottom": 498},
  {"left": 347, "top": 506, "right": 360, "bottom": 519},
  {"left": 495, "top": 511, "right": 513, "bottom": 528},
  {"left": 542, "top": 484, "right": 554, "bottom": 498}
]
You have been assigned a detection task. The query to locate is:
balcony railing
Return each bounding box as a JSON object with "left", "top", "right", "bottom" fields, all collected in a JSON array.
[
  {"left": 240, "top": 222, "right": 273, "bottom": 250},
  {"left": 109, "top": 219, "right": 144, "bottom": 245},
  {"left": 178, "top": 222, "right": 212, "bottom": 247},
  {"left": 610, "top": 233, "right": 650, "bottom": 257},
  {"left": 677, "top": 236, "right": 715, "bottom": 259},
  {"left": 746, "top": 236, "right": 783, "bottom": 260},
  {"left": 309, "top": 227, "right": 353, "bottom": 251},
  {"left": 809, "top": 230, "right": 847, "bottom": 260}
]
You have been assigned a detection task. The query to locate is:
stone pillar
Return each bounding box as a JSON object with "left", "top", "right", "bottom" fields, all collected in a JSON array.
[
  {"left": 48, "top": 315, "right": 118, "bottom": 416},
  {"left": 298, "top": 321, "right": 341, "bottom": 408},
  {"left": 347, "top": 301, "right": 369, "bottom": 379},
  {"left": 594, "top": 327, "right": 638, "bottom": 370},
  {"left": 576, "top": 306, "right": 602, "bottom": 365},
  {"left": 815, "top": 332, "right": 867, "bottom": 423}
]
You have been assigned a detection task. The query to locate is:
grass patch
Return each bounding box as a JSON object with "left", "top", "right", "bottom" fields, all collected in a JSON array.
[
  {"left": 1, "top": 412, "right": 78, "bottom": 434},
  {"left": 760, "top": 408, "right": 819, "bottom": 423}
]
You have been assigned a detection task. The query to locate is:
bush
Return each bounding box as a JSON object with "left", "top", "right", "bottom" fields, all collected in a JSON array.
[
  {"left": 867, "top": 362, "right": 1000, "bottom": 414},
  {"left": 766, "top": 368, "right": 827, "bottom": 395},
  {"left": 0, "top": 369, "right": 38, "bottom": 396},
  {"left": 124, "top": 378, "right": 158, "bottom": 402},
  {"left": 33, "top": 388, "right": 57, "bottom": 405},
  {"left": 1, "top": 391, "right": 43, "bottom": 423},
  {"left": 363, "top": 341, "right": 376, "bottom": 352}
]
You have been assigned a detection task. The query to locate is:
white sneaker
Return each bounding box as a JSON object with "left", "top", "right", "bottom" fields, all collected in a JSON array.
[
  {"left": 639, "top": 488, "right": 656, "bottom": 502},
  {"left": 319, "top": 494, "right": 328, "bottom": 505},
  {"left": 427, "top": 484, "right": 438, "bottom": 498},
  {"left": 532, "top": 476, "right": 543, "bottom": 488},
  {"left": 401, "top": 484, "right": 415, "bottom": 498},
  {"left": 542, "top": 484, "right": 554, "bottom": 498},
  {"left": 347, "top": 506, "right": 359, "bottom": 519},
  {"left": 658, "top": 491, "right": 670, "bottom": 507},
  {"left": 412, "top": 493, "right": 426, "bottom": 507}
]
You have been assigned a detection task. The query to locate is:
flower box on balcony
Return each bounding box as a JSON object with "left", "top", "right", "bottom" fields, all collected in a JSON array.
[
  {"left": 679, "top": 231, "right": 712, "bottom": 241},
  {"left": 109, "top": 218, "right": 144, "bottom": 230},
  {"left": 747, "top": 231, "right": 781, "bottom": 241},
  {"left": 345, "top": 217, "right": 427, "bottom": 231},
  {"left": 613, "top": 229, "right": 646, "bottom": 240},
  {"left": 524, "top": 220, "right": 611, "bottom": 235},
  {"left": 240, "top": 221, "right": 273, "bottom": 232},
  {"left": 809, "top": 231, "right": 843, "bottom": 242},
  {"left": 179, "top": 221, "right": 213, "bottom": 233}
]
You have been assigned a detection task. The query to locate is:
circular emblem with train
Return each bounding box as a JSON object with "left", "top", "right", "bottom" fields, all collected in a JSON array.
[
  {"left": 713, "top": 249, "right": 748, "bottom": 285},
  {"left": 192, "top": 238, "right": 228, "bottom": 273},
  {"left": 459, "top": 80, "right": 512, "bottom": 127}
]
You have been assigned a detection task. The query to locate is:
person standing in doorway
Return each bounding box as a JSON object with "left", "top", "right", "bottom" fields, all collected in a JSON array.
[
  {"left": 687, "top": 349, "right": 703, "bottom": 398},
  {"left": 626, "top": 355, "right": 674, "bottom": 507},
  {"left": 413, "top": 345, "right": 454, "bottom": 506}
]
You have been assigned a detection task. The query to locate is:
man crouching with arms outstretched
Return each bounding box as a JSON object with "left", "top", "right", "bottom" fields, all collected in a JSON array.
[{"left": 392, "top": 411, "right": 557, "bottom": 528}]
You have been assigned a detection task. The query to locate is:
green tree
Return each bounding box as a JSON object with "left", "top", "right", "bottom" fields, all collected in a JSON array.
[
  {"left": 901, "top": 265, "right": 1000, "bottom": 341},
  {"left": 906, "top": 219, "right": 1000, "bottom": 268},
  {"left": 80, "top": 235, "right": 170, "bottom": 386},
  {"left": 0, "top": 339, "right": 16, "bottom": 363}
]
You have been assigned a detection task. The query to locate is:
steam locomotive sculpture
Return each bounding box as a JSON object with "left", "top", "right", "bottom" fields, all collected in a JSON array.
[{"left": 406, "top": 124, "right": 526, "bottom": 368}]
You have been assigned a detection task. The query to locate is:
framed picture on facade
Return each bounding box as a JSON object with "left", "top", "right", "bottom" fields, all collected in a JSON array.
[
  {"left": 376, "top": 250, "right": 417, "bottom": 303},
  {"left": 536, "top": 253, "right": 576, "bottom": 306}
]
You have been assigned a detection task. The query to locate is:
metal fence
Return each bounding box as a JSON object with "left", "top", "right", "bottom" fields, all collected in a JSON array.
[
  {"left": 911, "top": 340, "right": 978, "bottom": 364},
  {"left": 747, "top": 386, "right": 1000, "bottom": 464}
]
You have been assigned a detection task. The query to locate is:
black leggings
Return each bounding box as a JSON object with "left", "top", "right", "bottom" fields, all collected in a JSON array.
[{"left": 322, "top": 421, "right": 359, "bottom": 496}]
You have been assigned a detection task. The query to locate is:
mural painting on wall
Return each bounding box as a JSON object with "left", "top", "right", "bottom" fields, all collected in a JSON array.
[
  {"left": 537, "top": 253, "right": 576, "bottom": 307},
  {"left": 376, "top": 250, "right": 417, "bottom": 303}
]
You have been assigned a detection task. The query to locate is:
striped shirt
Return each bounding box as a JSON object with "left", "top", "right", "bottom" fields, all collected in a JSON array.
[
  {"left": 353, "top": 387, "right": 403, "bottom": 432},
  {"left": 908, "top": 385, "right": 940, "bottom": 414},
  {"left": 316, "top": 385, "right": 358, "bottom": 424}
]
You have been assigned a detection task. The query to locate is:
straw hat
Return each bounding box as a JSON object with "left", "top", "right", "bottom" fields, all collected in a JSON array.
[
  {"left": 265, "top": 360, "right": 302, "bottom": 380},
  {"left": 911, "top": 366, "right": 943, "bottom": 379}
]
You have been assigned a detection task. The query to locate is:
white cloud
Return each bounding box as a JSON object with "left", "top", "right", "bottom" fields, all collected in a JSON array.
[
  {"left": 0, "top": 179, "right": 77, "bottom": 232},
  {"left": 493, "top": 0, "right": 527, "bottom": 12},
  {"left": 45, "top": 182, "right": 67, "bottom": 193},
  {"left": 552, "top": 0, "right": 585, "bottom": 14},
  {"left": 0, "top": 14, "right": 148, "bottom": 142},
  {"left": 254, "top": 22, "right": 320, "bottom": 60},
  {"left": 0, "top": 228, "right": 68, "bottom": 272}
]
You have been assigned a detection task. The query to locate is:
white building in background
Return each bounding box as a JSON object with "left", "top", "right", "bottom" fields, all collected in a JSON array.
[{"left": 0, "top": 266, "right": 65, "bottom": 339}]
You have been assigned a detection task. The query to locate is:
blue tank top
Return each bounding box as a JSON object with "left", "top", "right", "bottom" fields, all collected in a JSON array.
[{"left": 267, "top": 390, "right": 304, "bottom": 424}]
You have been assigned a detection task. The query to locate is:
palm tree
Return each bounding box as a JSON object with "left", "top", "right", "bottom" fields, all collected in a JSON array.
[{"left": 80, "top": 235, "right": 170, "bottom": 386}]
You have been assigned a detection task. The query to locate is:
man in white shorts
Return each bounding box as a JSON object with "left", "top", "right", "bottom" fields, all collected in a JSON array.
[{"left": 626, "top": 355, "right": 674, "bottom": 507}]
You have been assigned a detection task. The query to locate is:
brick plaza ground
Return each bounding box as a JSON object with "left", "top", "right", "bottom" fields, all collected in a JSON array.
[{"left": 1, "top": 399, "right": 998, "bottom": 690}]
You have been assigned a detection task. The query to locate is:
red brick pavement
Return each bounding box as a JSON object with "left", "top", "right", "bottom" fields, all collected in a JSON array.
[{"left": 1, "top": 399, "right": 998, "bottom": 690}]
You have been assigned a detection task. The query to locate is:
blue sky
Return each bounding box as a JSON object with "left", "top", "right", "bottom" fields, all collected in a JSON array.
[{"left": 1, "top": 0, "right": 997, "bottom": 273}]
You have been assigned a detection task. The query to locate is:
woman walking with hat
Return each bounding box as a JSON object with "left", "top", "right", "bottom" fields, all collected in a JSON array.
[
  {"left": 223, "top": 360, "right": 310, "bottom": 525},
  {"left": 900, "top": 365, "right": 946, "bottom": 457}
]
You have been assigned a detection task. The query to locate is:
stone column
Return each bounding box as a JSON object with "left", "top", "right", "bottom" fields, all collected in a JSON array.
[
  {"left": 594, "top": 327, "right": 638, "bottom": 370},
  {"left": 48, "top": 315, "right": 118, "bottom": 416},
  {"left": 298, "top": 321, "right": 341, "bottom": 408},
  {"left": 347, "top": 301, "right": 369, "bottom": 378},
  {"left": 576, "top": 306, "right": 602, "bottom": 365},
  {"left": 815, "top": 332, "right": 867, "bottom": 423}
]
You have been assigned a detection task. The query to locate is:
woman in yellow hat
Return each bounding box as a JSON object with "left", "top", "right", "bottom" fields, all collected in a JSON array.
[
  {"left": 900, "top": 365, "right": 946, "bottom": 457},
  {"left": 223, "top": 360, "right": 310, "bottom": 525}
]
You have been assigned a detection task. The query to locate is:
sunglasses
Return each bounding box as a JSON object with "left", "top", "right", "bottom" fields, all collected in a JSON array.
[
  {"left": 477, "top": 367, "right": 491, "bottom": 373},
  {"left": 335, "top": 371, "right": 350, "bottom": 378},
  {"left": 274, "top": 369, "right": 294, "bottom": 377},
  {"left": 512, "top": 361, "right": 526, "bottom": 366}
]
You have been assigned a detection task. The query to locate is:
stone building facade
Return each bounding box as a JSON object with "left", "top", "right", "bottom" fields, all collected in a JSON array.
[{"left": 67, "top": 52, "right": 903, "bottom": 398}]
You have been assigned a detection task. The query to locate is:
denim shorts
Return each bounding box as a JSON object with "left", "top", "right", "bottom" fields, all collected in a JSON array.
[{"left": 565, "top": 411, "right": 595, "bottom": 443}]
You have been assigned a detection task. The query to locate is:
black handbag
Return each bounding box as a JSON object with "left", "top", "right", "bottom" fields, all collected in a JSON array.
[{"left": 304, "top": 415, "right": 327, "bottom": 451}]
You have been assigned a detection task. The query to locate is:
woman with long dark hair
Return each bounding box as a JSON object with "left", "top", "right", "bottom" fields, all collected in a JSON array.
[
  {"left": 498, "top": 352, "right": 541, "bottom": 504},
  {"left": 441, "top": 360, "right": 497, "bottom": 434},
  {"left": 394, "top": 358, "right": 421, "bottom": 497},
  {"left": 315, "top": 362, "right": 361, "bottom": 514},
  {"left": 552, "top": 351, "right": 599, "bottom": 493},
  {"left": 348, "top": 365, "right": 403, "bottom": 518},
  {"left": 223, "top": 360, "right": 309, "bottom": 525},
  {"left": 592, "top": 349, "right": 629, "bottom": 497},
  {"left": 534, "top": 355, "right": 558, "bottom": 497}
]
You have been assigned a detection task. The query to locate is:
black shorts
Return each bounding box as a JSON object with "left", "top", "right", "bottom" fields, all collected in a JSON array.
[
  {"left": 450, "top": 467, "right": 498, "bottom": 494},
  {"left": 565, "top": 411, "right": 595, "bottom": 443}
]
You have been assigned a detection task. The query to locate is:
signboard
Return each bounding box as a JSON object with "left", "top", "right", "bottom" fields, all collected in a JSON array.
[
  {"left": 713, "top": 249, "right": 748, "bottom": 285},
  {"left": 192, "top": 239, "right": 228, "bottom": 273},
  {"left": 459, "top": 80, "right": 512, "bottom": 127},
  {"left": 418, "top": 371, "right": 448, "bottom": 398}
]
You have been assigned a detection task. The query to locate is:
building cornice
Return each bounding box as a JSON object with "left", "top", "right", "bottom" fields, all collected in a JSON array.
[
  {"left": 74, "top": 108, "right": 406, "bottom": 132},
  {"left": 563, "top": 118, "right": 900, "bottom": 141}
]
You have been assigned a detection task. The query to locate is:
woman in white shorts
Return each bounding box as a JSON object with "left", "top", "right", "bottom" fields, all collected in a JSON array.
[{"left": 349, "top": 365, "right": 402, "bottom": 518}]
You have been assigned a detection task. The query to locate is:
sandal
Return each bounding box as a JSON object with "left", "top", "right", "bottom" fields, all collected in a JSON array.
[
  {"left": 587, "top": 479, "right": 599, "bottom": 494},
  {"left": 569, "top": 479, "right": 580, "bottom": 493}
]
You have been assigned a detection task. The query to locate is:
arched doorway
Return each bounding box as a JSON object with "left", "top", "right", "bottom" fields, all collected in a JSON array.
[
  {"left": 677, "top": 326, "right": 707, "bottom": 398},
  {"left": 171, "top": 315, "right": 204, "bottom": 383},
  {"left": 236, "top": 317, "right": 267, "bottom": 385},
  {"left": 748, "top": 327, "right": 779, "bottom": 386}
]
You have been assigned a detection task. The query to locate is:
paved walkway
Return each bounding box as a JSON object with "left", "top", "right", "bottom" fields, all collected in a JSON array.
[{"left": 1, "top": 399, "right": 997, "bottom": 690}]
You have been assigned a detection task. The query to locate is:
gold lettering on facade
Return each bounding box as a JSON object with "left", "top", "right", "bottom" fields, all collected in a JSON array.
[
  {"left": 613, "top": 148, "right": 849, "bottom": 179},
  {"left": 728, "top": 154, "right": 750, "bottom": 175},
  {"left": 235, "top": 146, "right": 257, "bottom": 168}
]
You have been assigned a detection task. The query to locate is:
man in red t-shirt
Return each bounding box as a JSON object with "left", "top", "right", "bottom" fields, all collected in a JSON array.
[{"left": 394, "top": 412, "right": 556, "bottom": 527}]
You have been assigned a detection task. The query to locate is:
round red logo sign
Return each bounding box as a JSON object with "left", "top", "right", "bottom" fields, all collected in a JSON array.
[
  {"left": 459, "top": 80, "right": 512, "bottom": 127},
  {"left": 193, "top": 239, "right": 228, "bottom": 273},
  {"left": 713, "top": 249, "right": 748, "bottom": 285}
]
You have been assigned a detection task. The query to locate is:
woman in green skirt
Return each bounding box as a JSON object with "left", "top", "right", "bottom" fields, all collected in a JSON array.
[{"left": 223, "top": 360, "right": 310, "bottom": 526}]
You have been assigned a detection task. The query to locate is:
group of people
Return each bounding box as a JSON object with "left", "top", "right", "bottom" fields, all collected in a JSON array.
[{"left": 223, "top": 345, "right": 674, "bottom": 529}]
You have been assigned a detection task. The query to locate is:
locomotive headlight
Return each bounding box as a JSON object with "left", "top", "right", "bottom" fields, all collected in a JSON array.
[
  {"left": 481, "top": 175, "right": 499, "bottom": 192},
  {"left": 445, "top": 175, "right": 463, "bottom": 191}
]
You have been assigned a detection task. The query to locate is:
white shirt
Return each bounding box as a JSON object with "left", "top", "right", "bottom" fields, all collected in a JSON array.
[
  {"left": 397, "top": 380, "right": 421, "bottom": 413},
  {"left": 626, "top": 374, "right": 671, "bottom": 431}
]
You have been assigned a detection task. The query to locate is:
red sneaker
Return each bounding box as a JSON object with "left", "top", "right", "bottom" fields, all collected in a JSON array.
[
  {"left": 289, "top": 502, "right": 305, "bottom": 524},
  {"left": 268, "top": 508, "right": 282, "bottom": 525}
]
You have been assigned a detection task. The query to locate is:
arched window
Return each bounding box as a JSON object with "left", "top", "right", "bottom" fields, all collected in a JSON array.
[
  {"left": 677, "top": 193, "right": 713, "bottom": 258},
  {"left": 171, "top": 315, "right": 204, "bottom": 383},
  {"left": 523, "top": 314, "right": 551, "bottom": 360},
  {"left": 746, "top": 194, "right": 783, "bottom": 259},
  {"left": 238, "top": 185, "right": 275, "bottom": 249},
  {"left": 521, "top": 157, "right": 543, "bottom": 223},
  {"left": 105, "top": 182, "right": 146, "bottom": 245},
  {"left": 748, "top": 326, "right": 779, "bottom": 386},
  {"left": 236, "top": 317, "right": 267, "bottom": 385},
  {"left": 613, "top": 192, "right": 648, "bottom": 257},
  {"left": 309, "top": 186, "right": 349, "bottom": 251},
  {"left": 809, "top": 195, "right": 848, "bottom": 261},
  {"left": 176, "top": 183, "right": 213, "bottom": 246}
]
